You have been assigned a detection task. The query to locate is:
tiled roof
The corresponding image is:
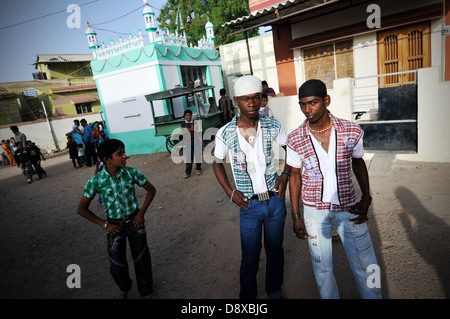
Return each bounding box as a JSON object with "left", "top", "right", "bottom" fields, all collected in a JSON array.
[
  {"left": 35, "top": 54, "right": 93, "bottom": 64},
  {"left": 50, "top": 84, "right": 97, "bottom": 94},
  {"left": 224, "top": 0, "right": 341, "bottom": 30}
]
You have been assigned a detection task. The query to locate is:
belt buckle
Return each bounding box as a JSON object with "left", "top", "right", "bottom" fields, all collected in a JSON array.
[{"left": 257, "top": 191, "right": 270, "bottom": 201}]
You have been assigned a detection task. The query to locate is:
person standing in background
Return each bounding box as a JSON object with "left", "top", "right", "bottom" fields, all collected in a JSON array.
[
  {"left": 10, "top": 126, "right": 27, "bottom": 146},
  {"left": 80, "top": 119, "right": 98, "bottom": 167}
]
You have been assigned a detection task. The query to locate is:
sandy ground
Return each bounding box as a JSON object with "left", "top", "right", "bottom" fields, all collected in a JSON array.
[{"left": 0, "top": 149, "right": 449, "bottom": 300}]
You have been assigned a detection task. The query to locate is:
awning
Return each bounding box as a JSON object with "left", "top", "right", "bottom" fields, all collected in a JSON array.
[
  {"left": 223, "top": 0, "right": 344, "bottom": 35},
  {"left": 145, "top": 86, "right": 215, "bottom": 102},
  {"left": 71, "top": 94, "right": 99, "bottom": 104}
]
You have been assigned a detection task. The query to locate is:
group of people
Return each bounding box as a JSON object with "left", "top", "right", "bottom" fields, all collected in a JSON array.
[
  {"left": 1, "top": 125, "right": 47, "bottom": 184},
  {"left": 66, "top": 119, "right": 108, "bottom": 169},
  {"left": 212, "top": 76, "right": 380, "bottom": 299},
  {"left": 76, "top": 76, "right": 381, "bottom": 300}
]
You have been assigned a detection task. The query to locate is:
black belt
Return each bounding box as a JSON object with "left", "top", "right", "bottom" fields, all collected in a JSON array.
[
  {"left": 250, "top": 191, "right": 276, "bottom": 201},
  {"left": 107, "top": 210, "right": 138, "bottom": 222}
]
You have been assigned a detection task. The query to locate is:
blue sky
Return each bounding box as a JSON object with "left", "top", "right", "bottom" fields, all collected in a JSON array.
[{"left": 0, "top": 0, "right": 168, "bottom": 83}]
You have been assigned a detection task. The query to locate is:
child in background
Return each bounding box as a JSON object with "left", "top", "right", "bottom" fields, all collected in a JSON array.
[
  {"left": 13, "top": 142, "right": 33, "bottom": 184},
  {"left": 181, "top": 109, "right": 202, "bottom": 178},
  {"left": 258, "top": 93, "right": 274, "bottom": 118},
  {"left": 26, "top": 140, "right": 47, "bottom": 179},
  {"left": 208, "top": 97, "right": 217, "bottom": 114},
  {"left": 10, "top": 137, "right": 18, "bottom": 153},
  {"left": 67, "top": 136, "right": 81, "bottom": 168},
  {"left": 78, "top": 144, "right": 86, "bottom": 167}
]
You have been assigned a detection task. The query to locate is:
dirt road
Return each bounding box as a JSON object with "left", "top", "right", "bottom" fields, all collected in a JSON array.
[{"left": 0, "top": 150, "right": 448, "bottom": 299}]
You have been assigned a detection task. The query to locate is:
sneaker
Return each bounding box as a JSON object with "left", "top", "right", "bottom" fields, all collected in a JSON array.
[
  {"left": 184, "top": 173, "right": 190, "bottom": 178},
  {"left": 26, "top": 179, "right": 32, "bottom": 184},
  {"left": 196, "top": 169, "right": 202, "bottom": 175}
]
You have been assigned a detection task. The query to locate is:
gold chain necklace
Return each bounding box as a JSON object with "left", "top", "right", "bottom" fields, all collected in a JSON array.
[
  {"left": 307, "top": 116, "right": 334, "bottom": 133},
  {"left": 311, "top": 130, "right": 330, "bottom": 146},
  {"left": 307, "top": 117, "right": 333, "bottom": 146}
]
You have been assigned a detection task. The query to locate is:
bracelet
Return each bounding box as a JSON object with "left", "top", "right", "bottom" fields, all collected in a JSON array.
[
  {"left": 103, "top": 221, "right": 109, "bottom": 230},
  {"left": 292, "top": 212, "right": 302, "bottom": 221},
  {"left": 230, "top": 189, "right": 236, "bottom": 203},
  {"left": 281, "top": 171, "right": 290, "bottom": 178}
]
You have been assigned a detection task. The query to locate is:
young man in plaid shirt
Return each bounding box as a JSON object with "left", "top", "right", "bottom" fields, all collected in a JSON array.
[
  {"left": 78, "top": 139, "right": 157, "bottom": 299},
  {"left": 213, "top": 75, "right": 291, "bottom": 299},
  {"left": 286, "top": 79, "right": 381, "bottom": 299}
]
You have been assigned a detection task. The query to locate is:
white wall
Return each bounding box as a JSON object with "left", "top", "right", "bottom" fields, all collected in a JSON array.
[
  {"left": 95, "top": 63, "right": 161, "bottom": 134},
  {"left": 208, "top": 65, "right": 224, "bottom": 103},
  {"left": 397, "top": 67, "right": 450, "bottom": 162},
  {"left": 219, "top": 33, "right": 279, "bottom": 98}
]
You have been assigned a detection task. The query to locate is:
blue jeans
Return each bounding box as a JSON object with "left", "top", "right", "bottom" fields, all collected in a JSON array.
[
  {"left": 303, "top": 206, "right": 382, "bottom": 299},
  {"left": 239, "top": 194, "right": 286, "bottom": 299},
  {"left": 107, "top": 216, "right": 154, "bottom": 297}
]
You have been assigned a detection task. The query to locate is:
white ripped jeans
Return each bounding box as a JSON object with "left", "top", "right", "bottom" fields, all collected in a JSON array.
[{"left": 303, "top": 206, "right": 382, "bottom": 299}]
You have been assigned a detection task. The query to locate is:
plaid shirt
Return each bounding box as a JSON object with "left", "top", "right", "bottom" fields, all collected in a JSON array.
[
  {"left": 82, "top": 166, "right": 147, "bottom": 219},
  {"left": 287, "top": 114, "right": 363, "bottom": 211},
  {"left": 216, "top": 115, "right": 284, "bottom": 198}
]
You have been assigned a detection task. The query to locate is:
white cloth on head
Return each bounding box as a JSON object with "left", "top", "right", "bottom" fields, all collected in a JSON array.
[{"left": 234, "top": 75, "right": 262, "bottom": 97}]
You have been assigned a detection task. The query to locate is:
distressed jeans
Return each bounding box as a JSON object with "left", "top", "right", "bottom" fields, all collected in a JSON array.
[
  {"left": 107, "top": 217, "right": 154, "bottom": 297},
  {"left": 303, "top": 206, "right": 381, "bottom": 299},
  {"left": 239, "top": 194, "right": 286, "bottom": 299}
]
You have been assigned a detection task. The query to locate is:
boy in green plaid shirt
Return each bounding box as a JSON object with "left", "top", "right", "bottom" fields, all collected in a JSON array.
[{"left": 78, "top": 139, "right": 157, "bottom": 299}]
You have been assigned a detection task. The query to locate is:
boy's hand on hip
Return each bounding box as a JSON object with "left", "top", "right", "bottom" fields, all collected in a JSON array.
[
  {"left": 133, "top": 214, "right": 145, "bottom": 230},
  {"left": 349, "top": 201, "right": 370, "bottom": 224},
  {"left": 106, "top": 223, "right": 121, "bottom": 236}
]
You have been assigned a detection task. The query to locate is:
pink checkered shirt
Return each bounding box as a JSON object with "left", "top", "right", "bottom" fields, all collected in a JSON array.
[{"left": 287, "top": 114, "right": 363, "bottom": 211}]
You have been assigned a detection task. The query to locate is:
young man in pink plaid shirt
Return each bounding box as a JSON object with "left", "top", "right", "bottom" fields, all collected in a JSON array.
[{"left": 286, "top": 79, "right": 381, "bottom": 299}]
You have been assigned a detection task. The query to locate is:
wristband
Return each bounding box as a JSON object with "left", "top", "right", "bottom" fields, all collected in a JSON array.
[
  {"left": 103, "top": 221, "right": 109, "bottom": 230},
  {"left": 230, "top": 189, "right": 236, "bottom": 203}
]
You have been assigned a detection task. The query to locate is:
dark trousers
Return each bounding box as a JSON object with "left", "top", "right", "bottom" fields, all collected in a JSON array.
[
  {"left": 71, "top": 157, "right": 81, "bottom": 167},
  {"left": 239, "top": 194, "right": 286, "bottom": 299},
  {"left": 185, "top": 138, "right": 201, "bottom": 174},
  {"left": 84, "top": 142, "right": 98, "bottom": 166},
  {"left": 31, "top": 160, "right": 46, "bottom": 178},
  {"left": 107, "top": 216, "right": 154, "bottom": 297}
]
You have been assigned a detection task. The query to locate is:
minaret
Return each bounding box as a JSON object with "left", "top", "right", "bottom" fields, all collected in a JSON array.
[
  {"left": 85, "top": 22, "right": 99, "bottom": 50},
  {"left": 205, "top": 19, "right": 215, "bottom": 42},
  {"left": 142, "top": 0, "right": 157, "bottom": 44}
]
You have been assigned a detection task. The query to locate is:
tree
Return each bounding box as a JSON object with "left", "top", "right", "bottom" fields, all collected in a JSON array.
[{"left": 157, "top": 0, "right": 258, "bottom": 47}]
